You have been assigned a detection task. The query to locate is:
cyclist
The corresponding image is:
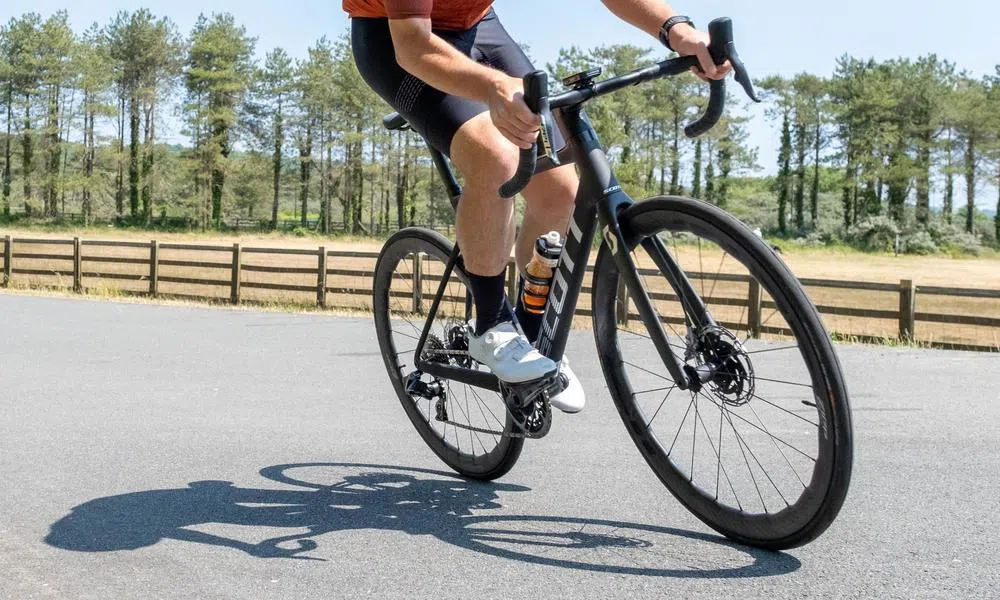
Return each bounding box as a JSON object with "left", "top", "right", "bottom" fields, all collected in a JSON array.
[{"left": 344, "top": 0, "right": 730, "bottom": 413}]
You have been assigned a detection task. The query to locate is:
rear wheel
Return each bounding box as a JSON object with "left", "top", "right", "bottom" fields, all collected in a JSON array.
[
  {"left": 373, "top": 228, "right": 523, "bottom": 480},
  {"left": 592, "top": 197, "right": 853, "bottom": 549}
]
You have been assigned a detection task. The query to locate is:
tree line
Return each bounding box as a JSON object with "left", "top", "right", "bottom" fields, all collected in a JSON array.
[{"left": 1, "top": 10, "right": 997, "bottom": 252}]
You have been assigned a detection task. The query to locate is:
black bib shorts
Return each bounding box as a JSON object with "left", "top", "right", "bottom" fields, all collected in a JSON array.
[{"left": 351, "top": 9, "right": 564, "bottom": 157}]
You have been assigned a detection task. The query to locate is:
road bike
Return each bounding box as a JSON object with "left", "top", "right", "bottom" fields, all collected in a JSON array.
[{"left": 372, "top": 18, "right": 853, "bottom": 550}]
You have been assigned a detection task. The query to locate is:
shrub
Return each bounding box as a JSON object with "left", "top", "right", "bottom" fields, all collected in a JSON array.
[
  {"left": 922, "top": 220, "right": 983, "bottom": 256},
  {"left": 845, "top": 216, "right": 899, "bottom": 252},
  {"left": 900, "top": 230, "right": 938, "bottom": 255}
]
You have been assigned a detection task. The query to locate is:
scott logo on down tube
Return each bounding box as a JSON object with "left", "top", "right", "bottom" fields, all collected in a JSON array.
[
  {"left": 602, "top": 225, "right": 617, "bottom": 254},
  {"left": 538, "top": 216, "right": 582, "bottom": 355}
]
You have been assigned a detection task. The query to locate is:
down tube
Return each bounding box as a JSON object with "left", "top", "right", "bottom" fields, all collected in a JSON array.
[
  {"left": 535, "top": 133, "right": 619, "bottom": 362},
  {"left": 536, "top": 197, "right": 598, "bottom": 363}
]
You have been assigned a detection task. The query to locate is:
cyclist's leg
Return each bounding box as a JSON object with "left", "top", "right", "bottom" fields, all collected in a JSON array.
[
  {"left": 352, "top": 16, "right": 556, "bottom": 383},
  {"left": 469, "top": 10, "right": 580, "bottom": 345},
  {"left": 470, "top": 10, "right": 580, "bottom": 273},
  {"left": 352, "top": 17, "right": 515, "bottom": 280},
  {"left": 468, "top": 11, "right": 585, "bottom": 411}
]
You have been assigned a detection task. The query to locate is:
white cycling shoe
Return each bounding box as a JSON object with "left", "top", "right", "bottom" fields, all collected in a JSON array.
[
  {"left": 468, "top": 321, "right": 586, "bottom": 414},
  {"left": 549, "top": 357, "right": 585, "bottom": 414},
  {"left": 468, "top": 321, "right": 558, "bottom": 384}
]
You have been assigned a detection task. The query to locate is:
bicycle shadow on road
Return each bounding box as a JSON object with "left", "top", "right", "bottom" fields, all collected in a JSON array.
[{"left": 45, "top": 462, "right": 800, "bottom": 578}]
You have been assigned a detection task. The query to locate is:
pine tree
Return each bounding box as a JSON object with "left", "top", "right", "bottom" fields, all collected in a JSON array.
[{"left": 185, "top": 13, "right": 255, "bottom": 228}]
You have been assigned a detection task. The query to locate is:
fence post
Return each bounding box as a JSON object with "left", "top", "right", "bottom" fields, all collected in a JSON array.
[
  {"left": 72, "top": 237, "right": 82, "bottom": 293},
  {"left": 616, "top": 277, "right": 630, "bottom": 326},
  {"left": 2, "top": 235, "right": 11, "bottom": 287},
  {"left": 507, "top": 260, "right": 518, "bottom": 304},
  {"left": 748, "top": 277, "right": 762, "bottom": 339},
  {"left": 317, "top": 246, "right": 328, "bottom": 308},
  {"left": 231, "top": 243, "right": 242, "bottom": 305},
  {"left": 898, "top": 279, "right": 915, "bottom": 342},
  {"left": 149, "top": 240, "right": 159, "bottom": 297},
  {"left": 412, "top": 252, "right": 423, "bottom": 314}
]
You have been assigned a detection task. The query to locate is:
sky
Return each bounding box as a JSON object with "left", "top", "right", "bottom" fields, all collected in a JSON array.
[{"left": 5, "top": 0, "right": 999, "bottom": 208}]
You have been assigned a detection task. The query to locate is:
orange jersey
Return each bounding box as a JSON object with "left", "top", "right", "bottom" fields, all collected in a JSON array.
[{"left": 343, "top": 0, "right": 493, "bottom": 31}]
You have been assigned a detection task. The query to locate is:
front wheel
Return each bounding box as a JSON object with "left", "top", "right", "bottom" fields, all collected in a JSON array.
[{"left": 592, "top": 197, "right": 853, "bottom": 550}]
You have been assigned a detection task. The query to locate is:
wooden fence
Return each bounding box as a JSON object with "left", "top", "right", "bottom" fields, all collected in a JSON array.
[{"left": 1, "top": 234, "right": 998, "bottom": 353}]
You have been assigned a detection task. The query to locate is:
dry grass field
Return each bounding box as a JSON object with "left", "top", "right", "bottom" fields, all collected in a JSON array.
[{"left": 2, "top": 226, "right": 998, "bottom": 350}]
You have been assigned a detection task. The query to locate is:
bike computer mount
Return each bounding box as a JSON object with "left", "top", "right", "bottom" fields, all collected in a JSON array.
[{"left": 563, "top": 67, "right": 602, "bottom": 89}]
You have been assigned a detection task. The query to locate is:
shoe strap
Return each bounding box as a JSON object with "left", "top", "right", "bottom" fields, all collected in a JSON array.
[{"left": 495, "top": 336, "right": 531, "bottom": 361}]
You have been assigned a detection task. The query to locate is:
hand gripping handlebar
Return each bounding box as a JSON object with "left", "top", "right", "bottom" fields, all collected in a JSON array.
[{"left": 499, "top": 18, "right": 760, "bottom": 198}]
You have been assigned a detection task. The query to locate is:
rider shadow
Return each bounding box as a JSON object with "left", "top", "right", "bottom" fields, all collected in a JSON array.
[{"left": 45, "top": 462, "right": 800, "bottom": 579}]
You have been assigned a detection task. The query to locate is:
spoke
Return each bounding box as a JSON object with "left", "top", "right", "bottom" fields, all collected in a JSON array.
[
  {"left": 390, "top": 298, "right": 424, "bottom": 337},
  {"left": 717, "top": 401, "right": 724, "bottom": 498},
  {"left": 394, "top": 347, "right": 415, "bottom": 357},
  {"left": 470, "top": 386, "right": 505, "bottom": 430},
  {"left": 392, "top": 329, "right": 421, "bottom": 342},
  {"left": 715, "top": 399, "right": 741, "bottom": 508},
  {"left": 448, "top": 381, "right": 487, "bottom": 455},
  {"left": 641, "top": 384, "right": 677, "bottom": 429},
  {"left": 618, "top": 326, "right": 688, "bottom": 352},
  {"left": 666, "top": 393, "right": 696, "bottom": 456},
  {"left": 751, "top": 393, "right": 819, "bottom": 428},
  {"left": 697, "top": 238, "right": 705, "bottom": 299},
  {"left": 468, "top": 384, "right": 500, "bottom": 448},
  {"left": 690, "top": 391, "right": 698, "bottom": 481},
  {"left": 692, "top": 395, "right": 741, "bottom": 507},
  {"left": 633, "top": 385, "right": 677, "bottom": 396},
  {"left": 758, "top": 308, "right": 781, "bottom": 330},
  {"left": 717, "top": 367, "right": 814, "bottom": 390},
  {"left": 745, "top": 344, "right": 799, "bottom": 356},
  {"left": 622, "top": 360, "right": 675, "bottom": 383},
  {"left": 706, "top": 251, "right": 728, "bottom": 302},
  {"left": 463, "top": 386, "right": 477, "bottom": 454},
  {"left": 748, "top": 401, "right": 807, "bottom": 490},
  {"left": 752, "top": 376, "right": 812, "bottom": 389},
  {"left": 396, "top": 255, "right": 415, "bottom": 294},
  {"left": 711, "top": 391, "right": 790, "bottom": 508},
  {"left": 735, "top": 290, "right": 749, "bottom": 336},
  {"left": 698, "top": 393, "right": 816, "bottom": 462},
  {"left": 721, "top": 399, "right": 768, "bottom": 512}
]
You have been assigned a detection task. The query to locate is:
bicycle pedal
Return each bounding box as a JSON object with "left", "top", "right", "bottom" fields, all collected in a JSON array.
[{"left": 501, "top": 371, "right": 559, "bottom": 408}]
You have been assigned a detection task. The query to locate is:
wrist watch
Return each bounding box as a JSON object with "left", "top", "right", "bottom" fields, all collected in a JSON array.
[{"left": 658, "top": 15, "right": 694, "bottom": 51}]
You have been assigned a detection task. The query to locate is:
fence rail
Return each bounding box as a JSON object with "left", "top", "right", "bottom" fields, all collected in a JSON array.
[{"left": 1, "top": 234, "right": 997, "bottom": 353}]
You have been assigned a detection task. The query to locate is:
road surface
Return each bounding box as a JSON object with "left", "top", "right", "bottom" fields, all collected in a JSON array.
[{"left": 1, "top": 294, "right": 997, "bottom": 599}]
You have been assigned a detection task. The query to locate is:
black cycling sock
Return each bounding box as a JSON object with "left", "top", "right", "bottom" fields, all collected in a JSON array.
[
  {"left": 514, "top": 277, "right": 544, "bottom": 344},
  {"left": 468, "top": 271, "right": 513, "bottom": 336}
]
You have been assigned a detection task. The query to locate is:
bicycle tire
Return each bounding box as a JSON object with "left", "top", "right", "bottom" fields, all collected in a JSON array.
[
  {"left": 373, "top": 227, "right": 524, "bottom": 480},
  {"left": 592, "top": 196, "right": 853, "bottom": 550}
]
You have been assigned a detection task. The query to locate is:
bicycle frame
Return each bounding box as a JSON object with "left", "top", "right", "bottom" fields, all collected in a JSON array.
[{"left": 410, "top": 59, "right": 727, "bottom": 394}]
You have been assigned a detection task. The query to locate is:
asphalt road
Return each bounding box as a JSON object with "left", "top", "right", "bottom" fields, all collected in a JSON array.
[{"left": 1, "top": 294, "right": 998, "bottom": 599}]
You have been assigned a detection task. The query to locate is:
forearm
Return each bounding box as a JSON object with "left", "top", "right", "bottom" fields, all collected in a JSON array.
[
  {"left": 389, "top": 18, "right": 502, "bottom": 104},
  {"left": 600, "top": 0, "right": 677, "bottom": 38}
]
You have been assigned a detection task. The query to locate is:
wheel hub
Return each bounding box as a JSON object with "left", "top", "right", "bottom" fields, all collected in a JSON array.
[{"left": 688, "top": 326, "right": 755, "bottom": 407}]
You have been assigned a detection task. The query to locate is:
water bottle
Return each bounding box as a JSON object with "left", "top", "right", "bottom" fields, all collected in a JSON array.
[{"left": 520, "top": 231, "right": 563, "bottom": 315}]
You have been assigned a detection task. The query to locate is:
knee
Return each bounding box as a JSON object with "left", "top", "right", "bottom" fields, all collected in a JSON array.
[
  {"left": 451, "top": 118, "right": 520, "bottom": 191},
  {"left": 525, "top": 166, "right": 579, "bottom": 214}
]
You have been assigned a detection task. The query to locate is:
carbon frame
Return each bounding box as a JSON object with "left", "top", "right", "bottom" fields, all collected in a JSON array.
[{"left": 411, "top": 104, "right": 714, "bottom": 393}]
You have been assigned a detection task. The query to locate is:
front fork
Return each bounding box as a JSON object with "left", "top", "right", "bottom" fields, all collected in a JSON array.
[{"left": 598, "top": 192, "right": 718, "bottom": 392}]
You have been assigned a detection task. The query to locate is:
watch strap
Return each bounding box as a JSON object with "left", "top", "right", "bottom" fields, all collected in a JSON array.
[{"left": 658, "top": 15, "right": 694, "bottom": 52}]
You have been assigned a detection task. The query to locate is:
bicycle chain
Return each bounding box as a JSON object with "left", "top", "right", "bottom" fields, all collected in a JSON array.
[{"left": 429, "top": 374, "right": 556, "bottom": 439}]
